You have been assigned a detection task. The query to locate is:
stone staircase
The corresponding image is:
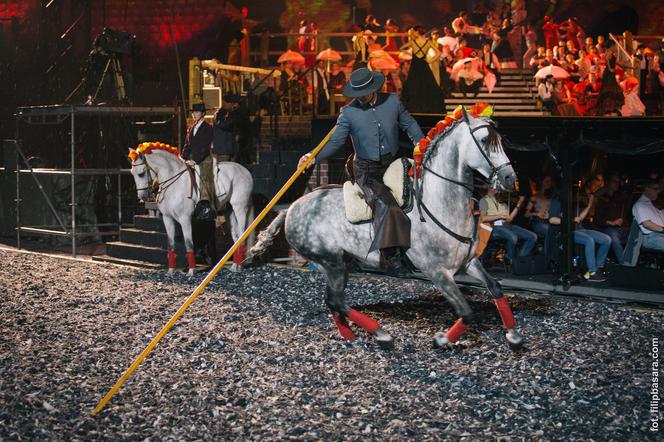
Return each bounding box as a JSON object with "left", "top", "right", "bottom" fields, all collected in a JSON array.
[
  {"left": 93, "top": 202, "right": 190, "bottom": 269},
  {"left": 446, "top": 68, "right": 543, "bottom": 116}
]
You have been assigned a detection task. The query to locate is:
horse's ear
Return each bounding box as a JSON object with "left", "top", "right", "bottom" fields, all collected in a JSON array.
[{"left": 461, "top": 106, "right": 470, "bottom": 122}]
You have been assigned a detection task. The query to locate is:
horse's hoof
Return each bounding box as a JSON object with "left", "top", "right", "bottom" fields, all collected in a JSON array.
[
  {"left": 186, "top": 269, "right": 195, "bottom": 278},
  {"left": 167, "top": 268, "right": 175, "bottom": 276},
  {"left": 230, "top": 263, "right": 241, "bottom": 273},
  {"left": 432, "top": 332, "right": 453, "bottom": 349},
  {"left": 505, "top": 329, "right": 524, "bottom": 349},
  {"left": 374, "top": 328, "right": 394, "bottom": 350}
]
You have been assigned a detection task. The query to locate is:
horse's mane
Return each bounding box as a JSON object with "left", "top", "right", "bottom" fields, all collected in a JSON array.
[
  {"left": 128, "top": 142, "right": 180, "bottom": 161},
  {"left": 422, "top": 116, "right": 500, "bottom": 166}
]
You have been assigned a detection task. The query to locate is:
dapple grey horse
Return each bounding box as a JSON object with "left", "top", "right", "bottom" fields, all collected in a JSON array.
[
  {"left": 129, "top": 148, "right": 254, "bottom": 276},
  {"left": 251, "top": 108, "right": 524, "bottom": 349}
]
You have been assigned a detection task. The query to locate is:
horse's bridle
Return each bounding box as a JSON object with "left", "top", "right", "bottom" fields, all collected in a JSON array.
[
  {"left": 414, "top": 119, "right": 511, "bottom": 245},
  {"left": 467, "top": 122, "right": 512, "bottom": 186},
  {"left": 132, "top": 153, "right": 189, "bottom": 202}
]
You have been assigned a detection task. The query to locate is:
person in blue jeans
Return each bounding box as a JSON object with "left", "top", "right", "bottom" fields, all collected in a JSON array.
[
  {"left": 592, "top": 174, "right": 628, "bottom": 263},
  {"left": 549, "top": 194, "right": 611, "bottom": 282},
  {"left": 479, "top": 188, "right": 536, "bottom": 263}
]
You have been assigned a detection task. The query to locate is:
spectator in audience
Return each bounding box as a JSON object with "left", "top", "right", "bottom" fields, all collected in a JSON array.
[
  {"left": 523, "top": 23, "right": 538, "bottom": 68},
  {"left": 457, "top": 60, "right": 484, "bottom": 97},
  {"left": 575, "top": 49, "right": 592, "bottom": 78},
  {"left": 593, "top": 173, "right": 629, "bottom": 262},
  {"left": 565, "top": 39, "right": 579, "bottom": 57},
  {"left": 526, "top": 175, "right": 555, "bottom": 242},
  {"left": 456, "top": 37, "right": 476, "bottom": 58},
  {"left": 596, "top": 35, "right": 606, "bottom": 55},
  {"left": 312, "top": 59, "right": 330, "bottom": 114},
  {"left": 549, "top": 193, "right": 611, "bottom": 281},
  {"left": 480, "top": 42, "right": 501, "bottom": 83},
  {"left": 621, "top": 76, "right": 646, "bottom": 116},
  {"left": 530, "top": 46, "right": 547, "bottom": 71},
  {"left": 479, "top": 188, "right": 534, "bottom": 264},
  {"left": 537, "top": 74, "right": 556, "bottom": 114},
  {"left": 632, "top": 181, "right": 664, "bottom": 252},
  {"left": 328, "top": 62, "right": 346, "bottom": 92}
]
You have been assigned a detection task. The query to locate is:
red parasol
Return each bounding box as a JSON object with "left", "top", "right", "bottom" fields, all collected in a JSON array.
[{"left": 278, "top": 50, "right": 305, "bottom": 64}]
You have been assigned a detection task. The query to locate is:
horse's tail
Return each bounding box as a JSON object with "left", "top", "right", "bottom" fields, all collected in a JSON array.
[{"left": 248, "top": 209, "right": 286, "bottom": 258}]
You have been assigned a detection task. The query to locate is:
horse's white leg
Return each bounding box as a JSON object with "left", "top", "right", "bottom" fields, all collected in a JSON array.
[
  {"left": 180, "top": 215, "right": 196, "bottom": 277},
  {"left": 162, "top": 215, "right": 178, "bottom": 276},
  {"left": 464, "top": 257, "right": 524, "bottom": 349},
  {"left": 229, "top": 204, "right": 249, "bottom": 272},
  {"left": 428, "top": 268, "right": 474, "bottom": 349},
  {"left": 322, "top": 260, "right": 394, "bottom": 349}
]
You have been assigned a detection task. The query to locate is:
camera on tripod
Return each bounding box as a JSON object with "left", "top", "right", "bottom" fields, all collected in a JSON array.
[{"left": 66, "top": 27, "right": 136, "bottom": 105}]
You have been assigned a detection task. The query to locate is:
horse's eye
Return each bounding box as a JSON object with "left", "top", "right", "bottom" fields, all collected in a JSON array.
[
  {"left": 137, "top": 171, "right": 145, "bottom": 178},
  {"left": 481, "top": 137, "right": 488, "bottom": 144}
]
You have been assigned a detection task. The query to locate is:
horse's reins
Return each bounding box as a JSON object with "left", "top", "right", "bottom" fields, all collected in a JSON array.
[{"left": 414, "top": 119, "right": 510, "bottom": 246}]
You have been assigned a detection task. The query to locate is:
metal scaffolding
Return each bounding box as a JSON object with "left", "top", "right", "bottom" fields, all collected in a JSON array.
[{"left": 14, "top": 105, "right": 181, "bottom": 257}]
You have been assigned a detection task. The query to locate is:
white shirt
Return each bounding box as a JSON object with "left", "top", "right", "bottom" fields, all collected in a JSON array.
[
  {"left": 633, "top": 194, "right": 664, "bottom": 234},
  {"left": 538, "top": 82, "right": 553, "bottom": 100},
  {"left": 192, "top": 118, "right": 204, "bottom": 136}
]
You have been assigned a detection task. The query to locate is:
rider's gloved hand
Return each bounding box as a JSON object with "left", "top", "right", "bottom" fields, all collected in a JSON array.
[
  {"left": 185, "top": 160, "right": 196, "bottom": 167},
  {"left": 297, "top": 153, "right": 315, "bottom": 170}
]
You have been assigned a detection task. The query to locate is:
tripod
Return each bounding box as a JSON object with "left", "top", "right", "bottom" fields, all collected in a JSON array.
[{"left": 65, "top": 52, "right": 128, "bottom": 105}]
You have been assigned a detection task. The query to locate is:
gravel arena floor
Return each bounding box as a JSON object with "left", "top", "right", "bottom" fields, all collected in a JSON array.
[{"left": 1, "top": 248, "right": 662, "bottom": 441}]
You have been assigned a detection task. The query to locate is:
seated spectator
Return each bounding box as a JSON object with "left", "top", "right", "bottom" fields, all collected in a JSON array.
[
  {"left": 526, "top": 175, "right": 555, "bottom": 254},
  {"left": 632, "top": 181, "right": 664, "bottom": 252},
  {"left": 565, "top": 39, "right": 579, "bottom": 58},
  {"left": 455, "top": 37, "right": 476, "bottom": 59},
  {"left": 553, "top": 80, "right": 582, "bottom": 116},
  {"left": 457, "top": 60, "right": 484, "bottom": 97},
  {"left": 575, "top": 49, "right": 592, "bottom": 78},
  {"left": 479, "top": 189, "right": 534, "bottom": 264},
  {"left": 549, "top": 193, "right": 611, "bottom": 282},
  {"left": 593, "top": 173, "right": 629, "bottom": 262},
  {"left": 537, "top": 75, "right": 556, "bottom": 113},
  {"left": 621, "top": 76, "right": 646, "bottom": 116},
  {"left": 530, "top": 46, "right": 547, "bottom": 71}
]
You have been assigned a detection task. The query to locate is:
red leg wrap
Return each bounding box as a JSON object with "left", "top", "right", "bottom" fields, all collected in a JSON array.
[
  {"left": 186, "top": 251, "right": 196, "bottom": 270},
  {"left": 167, "top": 250, "right": 176, "bottom": 269},
  {"left": 347, "top": 309, "right": 380, "bottom": 334},
  {"left": 446, "top": 318, "right": 468, "bottom": 343},
  {"left": 233, "top": 245, "right": 246, "bottom": 265},
  {"left": 494, "top": 296, "right": 516, "bottom": 329},
  {"left": 332, "top": 314, "right": 357, "bottom": 341}
]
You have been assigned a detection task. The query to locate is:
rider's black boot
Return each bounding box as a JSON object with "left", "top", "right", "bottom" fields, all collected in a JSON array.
[{"left": 193, "top": 200, "right": 215, "bottom": 221}]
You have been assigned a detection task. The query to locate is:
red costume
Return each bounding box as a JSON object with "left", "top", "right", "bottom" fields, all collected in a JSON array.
[{"left": 542, "top": 18, "right": 559, "bottom": 50}]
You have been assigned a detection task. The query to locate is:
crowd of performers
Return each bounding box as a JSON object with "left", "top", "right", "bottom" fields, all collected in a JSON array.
[
  {"left": 474, "top": 173, "right": 664, "bottom": 281},
  {"left": 270, "top": 5, "right": 664, "bottom": 116}
]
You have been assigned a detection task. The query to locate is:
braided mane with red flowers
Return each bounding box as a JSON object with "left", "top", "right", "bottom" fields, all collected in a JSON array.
[
  {"left": 128, "top": 142, "right": 180, "bottom": 162},
  {"left": 411, "top": 103, "right": 494, "bottom": 176}
]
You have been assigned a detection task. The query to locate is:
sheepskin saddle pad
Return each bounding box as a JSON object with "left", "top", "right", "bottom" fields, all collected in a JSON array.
[{"left": 343, "top": 157, "right": 412, "bottom": 224}]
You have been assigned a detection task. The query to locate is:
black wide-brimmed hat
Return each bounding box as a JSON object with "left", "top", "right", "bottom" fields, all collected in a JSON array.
[
  {"left": 342, "top": 68, "right": 385, "bottom": 98},
  {"left": 190, "top": 102, "right": 206, "bottom": 112}
]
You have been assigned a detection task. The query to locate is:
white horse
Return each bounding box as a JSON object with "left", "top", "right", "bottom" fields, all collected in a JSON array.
[
  {"left": 251, "top": 108, "right": 524, "bottom": 349},
  {"left": 128, "top": 146, "right": 254, "bottom": 276}
]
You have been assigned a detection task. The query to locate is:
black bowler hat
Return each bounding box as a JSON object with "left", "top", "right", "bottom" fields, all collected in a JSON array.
[
  {"left": 190, "top": 102, "right": 206, "bottom": 112},
  {"left": 342, "top": 68, "right": 385, "bottom": 98}
]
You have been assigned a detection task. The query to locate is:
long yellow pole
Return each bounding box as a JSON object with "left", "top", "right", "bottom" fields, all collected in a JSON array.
[{"left": 92, "top": 127, "right": 335, "bottom": 414}]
